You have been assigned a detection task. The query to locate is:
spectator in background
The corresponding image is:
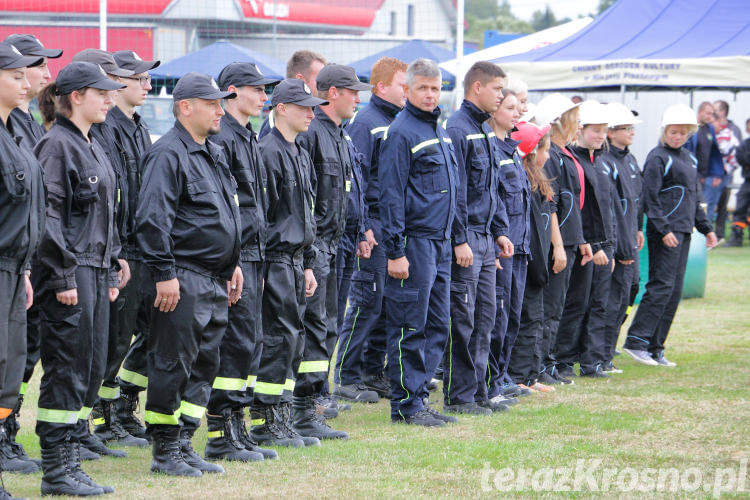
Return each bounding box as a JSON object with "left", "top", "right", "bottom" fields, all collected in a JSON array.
[
  {"left": 685, "top": 102, "right": 725, "bottom": 229},
  {"left": 571, "top": 95, "right": 583, "bottom": 104},
  {"left": 712, "top": 100, "right": 742, "bottom": 243}
]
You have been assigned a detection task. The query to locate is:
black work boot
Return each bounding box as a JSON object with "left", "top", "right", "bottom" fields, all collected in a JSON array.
[
  {"left": 96, "top": 400, "right": 148, "bottom": 448},
  {"left": 363, "top": 371, "right": 392, "bottom": 399},
  {"left": 277, "top": 402, "right": 320, "bottom": 447},
  {"left": 115, "top": 391, "right": 148, "bottom": 440},
  {"left": 149, "top": 426, "right": 201, "bottom": 477},
  {"left": 232, "top": 409, "right": 278, "bottom": 459},
  {"left": 80, "top": 427, "right": 126, "bottom": 458},
  {"left": 292, "top": 396, "right": 348, "bottom": 440},
  {"left": 68, "top": 441, "right": 114, "bottom": 494},
  {"left": 249, "top": 404, "right": 304, "bottom": 448},
  {"left": 727, "top": 224, "right": 744, "bottom": 247},
  {"left": 91, "top": 402, "right": 113, "bottom": 442},
  {"left": 41, "top": 438, "right": 105, "bottom": 496},
  {"left": 204, "top": 410, "right": 263, "bottom": 462},
  {"left": 6, "top": 395, "right": 40, "bottom": 468},
  {"left": 0, "top": 424, "right": 38, "bottom": 474},
  {"left": 179, "top": 428, "right": 223, "bottom": 474}
]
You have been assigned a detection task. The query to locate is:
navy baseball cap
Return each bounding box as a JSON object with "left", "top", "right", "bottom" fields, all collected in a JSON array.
[
  {"left": 0, "top": 41, "right": 44, "bottom": 70},
  {"left": 73, "top": 49, "right": 133, "bottom": 77},
  {"left": 217, "top": 62, "right": 280, "bottom": 90},
  {"left": 4, "top": 34, "right": 62, "bottom": 59},
  {"left": 113, "top": 50, "right": 160, "bottom": 74},
  {"left": 316, "top": 64, "right": 371, "bottom": 92},
  {"left": 271, "top": 79, "right": 328, "bottom": 107},
  {"left": 55, "top": 61, "right": 126, "bottom": 96},
  {"left": 173, "top": 72, "right": 236, "bottom": 101}
]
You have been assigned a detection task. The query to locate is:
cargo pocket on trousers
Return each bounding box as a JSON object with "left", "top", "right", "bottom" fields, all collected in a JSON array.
[{"left": 388, "top": 286, "right": 420, "bottom": 330}]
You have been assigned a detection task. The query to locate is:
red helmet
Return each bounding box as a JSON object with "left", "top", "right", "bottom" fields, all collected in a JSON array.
[{"left": 512, "top": 121, "right": 551, "bottom": 158}]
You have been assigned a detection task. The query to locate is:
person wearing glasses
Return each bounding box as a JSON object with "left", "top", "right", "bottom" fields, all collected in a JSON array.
[{"left": 87, "top": 50, "right": 162, "bottom": 448}]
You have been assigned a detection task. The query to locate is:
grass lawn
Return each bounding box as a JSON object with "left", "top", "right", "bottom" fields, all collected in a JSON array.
[{"left": 5, "top": 246, "right": 749, "bottom": 499}]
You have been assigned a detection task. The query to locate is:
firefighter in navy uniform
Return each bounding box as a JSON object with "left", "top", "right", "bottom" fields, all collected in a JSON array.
[
  {"left": 442, "top": 62, "right": 514, "bottom": 415},
  {"left": 249, "top": 79, "right": 323, "bottom": 448},
  {"left": 0, "top": 42, "right": 46, "bottom": 498},
  {"left": 34, "top": 61, "right": 126, "bottom": 497},
  {"left": 88, "top": 50, "right": 159, "bottom": 447},
  {"left": 623, "top": 104, "right": 717, "bottom": 367},
  {"left": 379, "top": 59, "right": 458, "bottom": 427},
  {"left": 293, "top": 64, "right": 370, "bottom": 439},
  {"left": 135, "top": 73, "right": 243, "bottom": 477},
  {"left": 1, "top": 33, "right": 60, "bottom": 475},
  {"left": 203, "top": 62, "right": 279, "bottom": 462},
  {"left": 335, "top": 57, "right": 407, "bottom": 401}
]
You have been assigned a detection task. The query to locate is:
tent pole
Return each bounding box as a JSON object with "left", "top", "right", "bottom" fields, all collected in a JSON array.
[
  {"left": 690, "top": 90, "right": 694, "bottom": 108},
  {"left": 454, "top": 0, "right": 465, "bottom": 111},
  {"left": 99, "top": 0, "right": 107, "bottom": 50},
  {"left": 619, "top": 84, "right": 625, "bottom": 103}
]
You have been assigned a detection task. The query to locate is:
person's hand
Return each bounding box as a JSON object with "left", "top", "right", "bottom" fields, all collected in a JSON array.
[
  {"left": 662, "top": 232, "right": 679, "bottom": 248},
  {"left": 365, "top": 229, "right": 378, "bottom": 249},
  {"left": 496, "top": 236, "right": 514, "bottom": 258},
  {"left": 304, "top": 268, "right": 317, "bottom": 297},
  {"left": 227, "top": 266, "right": 243, "bottom": 306},
  {"left": 611, "top": 259, "right": 615, "bottom": 273},
  {"left": 636, "top": 231, "right": 645, "bottom": 251},
  {"left": 154, "top": 278, "right": 180, "bottom": 312},
  {"left": 56, "top": 289, "right": 78, "bottom": 306},
  {"left": 495, "top": 258, "right": 503, "bottom": 270},
  {"left": 117, "top": 259, "right": 131, "bottom": 289},
  {"left": 711, "top": 177, "right": 722, "bottom": 188},
  {"left": 109, "top": 287, "right": 119, "bottom": 302},
  {"left": 593, "top": 250, "right": 609, "bottom": 266},
  {"left": 454, "top": 243, "right": 473, "bottom": 268},
  {"left": 705, "top": 232, "right": 718, "bottom": 248},
  {"left": 552, "top": 245, "right": 567, "bottom": 274},
  {"left": 579, "top": 243, "right": 593, "bottom": 266},
  {"left": 24, "top": 273, "right": 33, "bottom": 310},
  {"left": 356, "top": 240, "right": 371, "bottom": 259},
  {"left": 388, "top": 256, "right": 409, "bottom": 280}
]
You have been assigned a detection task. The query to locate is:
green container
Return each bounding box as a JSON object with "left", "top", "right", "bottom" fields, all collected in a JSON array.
[{"left": 635, "top": 227, "right": 707, "bottom": 304}]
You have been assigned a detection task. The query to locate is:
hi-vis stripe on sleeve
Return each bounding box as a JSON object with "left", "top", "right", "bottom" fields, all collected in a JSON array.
[
  {"left": 499, "top": 159, "right": 515, "bottom": 165},
  {"left": 466, "top": 133, "right": 486, "bottom": 140},
  {"left": 370, "top": 126, "right": 389, "bottom": 136}
]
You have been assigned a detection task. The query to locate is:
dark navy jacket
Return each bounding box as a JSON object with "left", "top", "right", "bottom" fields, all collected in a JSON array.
[
  {"left": 445, "top": 100, "right": 508, "bottom": 245},
  {"left": 543, "top": 143, "right": 584, "bottom": 247},
  {"left": 379, "top": 100, "right": 458, "bottom": 259},
  {"left": 527, "top": 189, "right": 552, "bottom": 287},
  {"left": 493, "top": 135, "right": 530, "bottom": 254},
  {"left": 135, "top": 120, "right": 241, "bottom": 282},
  {"left": 343, "top": 132, "right": 367, "bottom": 241},
  {"left": 0, "top": 116, "right": 45, "bottom": 274},
  {"left": 210, "top": 113, "right": 268, "bottom": 262},
  {"left": 642, "top": 144, "right": 713, "bottom": 236},
  {"left": 569, "top": 145, "right": 617, "bottom": 254},
  {"left": 346, "top": 94, "right": 401, "bottom": 229},
  {"left": 9, "top": 107, "right": 45, "bottom": 148},
  {"left": 602, "top": 144, "right": 642, "bottom": 261}
]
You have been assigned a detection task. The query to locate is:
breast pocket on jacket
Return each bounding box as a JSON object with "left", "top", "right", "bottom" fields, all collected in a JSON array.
[{"left": 186, "top": 178, "right": 219, "bottom": 218}]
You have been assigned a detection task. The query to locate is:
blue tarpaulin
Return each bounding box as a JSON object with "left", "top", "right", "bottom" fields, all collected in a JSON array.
[
  {"left": 150, "top": 40, "right": 285, "bottom": 80},
  {"left": 348, "top": 39, "right": 456, "bottom": 89},
  {"left": 494, "top": 0, "right": 750, "bottom": 89}
]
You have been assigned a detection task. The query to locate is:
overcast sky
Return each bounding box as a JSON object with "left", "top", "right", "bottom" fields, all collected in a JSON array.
[{"left": 505, "top": 0, "right": 601, "bottom": 22}]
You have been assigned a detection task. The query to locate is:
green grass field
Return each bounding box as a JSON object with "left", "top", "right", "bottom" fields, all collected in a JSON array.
[{"left": 5, "top": 246, "right": 749, "bottom": 499}]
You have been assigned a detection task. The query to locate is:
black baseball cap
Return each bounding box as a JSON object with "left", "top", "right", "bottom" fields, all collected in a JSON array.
[
  {"left": 173, "top": 72, "right": 236, "bottom": 101},
  {"left": 72, "top": 49, "right": 133, "bottom": 77},
  {"left": 217, "top": 62, "right": 280, "bottom": 90},
  {"left": 316, "top": 64, "right": 371, "bottom": 92},
  {"left": 271, "top": 79, "right": 328, "bottom": 107},
  {"left": 0, "top": 41, "right": 44, "bottom": 70},
  {"left": 55, "top": 61, "right": 127, "bottom": 96},
  {"left": 113, "top": 50, "right": 160, "bottom": 74},
  {"left": 4, "top": 34, "right": 62, "bottom": 58}
]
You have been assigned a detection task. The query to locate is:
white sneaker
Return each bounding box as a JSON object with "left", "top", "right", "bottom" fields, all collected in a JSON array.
[{"left": 623, "top": 348, "right": 659, "bottom": 366}]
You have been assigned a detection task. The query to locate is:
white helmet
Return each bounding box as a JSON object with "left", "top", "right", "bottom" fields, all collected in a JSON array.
[
  {"left": 606, "top": 102, "right": 642, "bottom": 127},
  {"left": 535, "top": 93, "right": 580, "bottom": 127},
  {"left": 578, "top": 100, "right": 609, "bottom": 126},
  {"left": 661, "top": 103, "right": 698, "bottom": 128},
  {"left": 521, "top": 102, "right": 537, "bottom": 123}
]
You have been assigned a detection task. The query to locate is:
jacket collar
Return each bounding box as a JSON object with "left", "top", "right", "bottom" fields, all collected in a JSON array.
[
  {"left": 54, "top": 114, "right": 92, "bottom": 143},
  {"left": 222, "top": 112, "right": 255, "bottom": 143},
  {"left": 608, "top": 143, "right": 630, "bottom": 158},
  {"left": 405, "top": 99, "right": 441, "bottom": 123},
  {"left": 174, "top": 119, "right": 210, "bottom": 155},
  {"left": 460, "top": 99, "right": 490, "bottom": 126},
  {"left": 370, "top": 94, "right": 401, "bottom": 119},
  {"left": 313, "top": 106, "right": 343, "bottom": 136}
]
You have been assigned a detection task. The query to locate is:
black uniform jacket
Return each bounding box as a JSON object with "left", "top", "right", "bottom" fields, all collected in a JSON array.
[{"left": 136, "top": 120, "right": 241, "bottom": 282}]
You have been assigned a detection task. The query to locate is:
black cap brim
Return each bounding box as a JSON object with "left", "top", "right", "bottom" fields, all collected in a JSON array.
[
  {"left": 345, "top": 81, "right": 372, "bottom": 91},
  {"left": 202, "top": 90, "right": 237, "bottom": 100},
  {"left": 108, "top": 67, "right": 134, "bottom": 77},
  {"left": 131, "top": 60, "right": 160, "bottom": 74},
  {"left": 88, "top": 77, "right": 127, "bottom": 91},
  {"left": 290, "top": 96, "right": 328, "bottom": 107},
  {"left": 32, "top": 47, "right": 63, "bottom": 58},
  {"left": 3, "top": 54, "right": 44, "bottom": 70}
]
